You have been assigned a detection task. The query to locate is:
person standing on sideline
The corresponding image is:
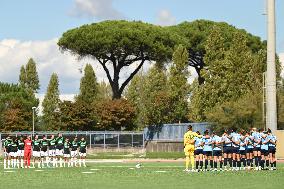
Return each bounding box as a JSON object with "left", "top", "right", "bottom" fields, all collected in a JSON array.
[{"left": 24, "top": 135, "right": 33, "bottom": 168}]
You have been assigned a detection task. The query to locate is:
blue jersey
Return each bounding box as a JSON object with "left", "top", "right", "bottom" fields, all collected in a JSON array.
[
  {"left": 194, "top": 137, "right": 203, "bottom": 150},
  {"left": 222, "top": 135, "right": 232, "bottom": 147},
  {"left": 212, "top": 135, "right": 222, "bottom": 151},
  {"left": 261, "top": 135, "right": 269, "bottom": 150},
  {"left": 230, "top": 132, "right": 240, "bottom": 147},
  {"left": 267, "top": 134, "right": 277, "bottom": 147},
  {"left": 202, "top": 137, "right": 213, "bottom": 152},
  {"left": 252, "top": 132, "right": 261, "bottom": 147},
  {"left": 245, "top": 136, "right": 254, "bottom": 149},
  {"left": 239, "top": 136, "right": 246, "bottom": 151}
]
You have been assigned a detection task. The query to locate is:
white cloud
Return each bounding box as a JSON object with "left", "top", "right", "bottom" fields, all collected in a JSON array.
[
  {"left": 0, "top": 38, "right": 108, "bottom": 94},
  {"left": 70, "top": 0, "right": 125, "bottom": 20},
  {"left": 280, "top": 53, "right": 284, "bottom": 77},
  {"left": 156, "top": 9, "right": 176, "bottom": 26}
]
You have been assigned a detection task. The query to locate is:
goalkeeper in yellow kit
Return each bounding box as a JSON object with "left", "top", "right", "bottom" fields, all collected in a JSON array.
[{"left": 184, "top": 125, "right": 200, "bottom": 172}]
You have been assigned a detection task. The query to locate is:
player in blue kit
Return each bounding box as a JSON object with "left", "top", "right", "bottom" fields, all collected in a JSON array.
[
  {"left": 202, "top": 130, "right": 213, "bottom": 171},
  {"left": 239, "top": 130, "right": 247, "bottom": 170},
  {"left": 252, "top": 128, "right": 261, "bottom": 170},
  {"left": 267, "top": 129, "right": 277, "bottom": 170},
  {"left": 260, "top": 132, "right": 270, "bottom": 170},
  {"left": 194, "top": 131, "right": 203, "bottom": 172},
  {"left": 245, "top": 131, "right": 254, "bottom": 170},
  {"left": 212, "top": 132, "right": 223, "bottom": 171},
  {"left": 222, "top": 130, "right": 232, "bottom": 170},
  {"left": 230, "top": 129, "right": 241, "bottom": 171}
]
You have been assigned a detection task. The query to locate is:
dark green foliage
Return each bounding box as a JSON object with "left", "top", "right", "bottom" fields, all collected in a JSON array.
[
  {"left": 77, "top": 64, "right": 99, "bottom": 104},
  {"left": 19, "top": 58, "right": 40, "bottom": 92},
  {"left": 42, "top": 73, "right": 61, "bottom": 130},
  {"left": 58, "top": 20, "right": 182, "bottom": 99},
  {"left": 0, "top": 82, "right": 39, "bottom": 131}
]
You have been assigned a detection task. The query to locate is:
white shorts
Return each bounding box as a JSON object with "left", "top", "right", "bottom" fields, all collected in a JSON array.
[
  {"left": 64, "top": 154, "right": 70, "bottom": 158},
  {"left": 49, "top": 149, "right": 56, "bottom": 157},
  {"left": 17, "top": 150, "right": 24, "bottom": 157},
  {"left": 56, "top": 149, "right": 63, "bottom": 156},
  {"left": 41, "top": 151, "right": 48, "bottom": 157},
  {"left": 71, "top": 151, "right": 78, "bottom": 158},
  {"left": 79, "top": 152, "right": 86, "bottom": 157},
  {"left": 33, "top": 151, "right": 41, "bottom": 157},
  {"left": 11, "top": 152, "right": 18, "bottom": 158}
]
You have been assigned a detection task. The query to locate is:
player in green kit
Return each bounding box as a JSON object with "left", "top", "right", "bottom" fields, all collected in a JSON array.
[
  {"left": 40, "top": 135, "right": 49, "bottom": 168},
  {"left": 71, "top": 137, "right": 79, "bottom": 167},
  {"left": 63, "top": 138, "right": 71, "bottom": 167},
  {"left": 3, "top": 136, "right": 12, "bottom": 169},
  {"left": 10, "top": 137, "right": 19, "bottom": 168},
  {"left": 33, "top": 135, "right": 41, "bottom": 168},
  {"left": 48, "top": 135, "right": 57, "bottom": 167},
  {"left": 17, "top": 136, "right": 25, "bottom": 168},
  {"left": 79, "top": 137, "right": 87, "bottom": 167},
  {"left": 56, "top": 133, "right": 64, "bottom": 167}
]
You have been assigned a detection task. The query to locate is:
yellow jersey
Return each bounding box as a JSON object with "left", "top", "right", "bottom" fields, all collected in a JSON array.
[{"left": 184, "top": 131, "right": 200, "bottom": 146}]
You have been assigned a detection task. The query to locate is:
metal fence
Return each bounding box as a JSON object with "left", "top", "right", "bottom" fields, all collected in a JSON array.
[
  {"left": 144, "top": 122, "right": 211, "bottom": 142},
  {"left": 0, "top": 122, "right": 211, "bottom": 152},
  {"left": 0, "top": 131, "right": 145, "bottom": 152}
]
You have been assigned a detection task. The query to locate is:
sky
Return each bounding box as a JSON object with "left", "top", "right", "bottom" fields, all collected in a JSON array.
[{"left": 0, "top": 0, "right": 283, "bottom": 95}]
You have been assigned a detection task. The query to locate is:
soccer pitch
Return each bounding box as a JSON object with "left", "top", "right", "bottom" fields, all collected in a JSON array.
[{"left": 1, "top": 162, "right": 284, "bottom": 189}]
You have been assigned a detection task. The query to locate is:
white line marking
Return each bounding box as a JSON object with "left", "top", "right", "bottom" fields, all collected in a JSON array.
[
  {"left": 90, "top": 169, "right": 100, "bottom": 171},
  {"left": 4, "top": 170, "right": 15, "bottom": 173},
  {"left": 82, "top": 171, "right": 93, "bottom": 174},
  {"left": 129, "top": 168, "right": 135, "bottom": 170},
  {"left": 35, "top": 170, "right": 44, "bottom": 172},
  {"left": 155, "top": 171, "right": 167, "bottom": 173}
]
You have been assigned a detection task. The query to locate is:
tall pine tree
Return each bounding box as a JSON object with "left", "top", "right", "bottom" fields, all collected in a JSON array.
[
  {"left": 168, "top": 45, "right": 190, "bottom": 123},
  {"left": 42, "top": 73, "right": 61, "bottom": 130},
  {"left": 76, "top": 64, "right": 99, "bottom": 104},
  {"left": 19, "top": 58, "right": 40, "bottom": 93}
]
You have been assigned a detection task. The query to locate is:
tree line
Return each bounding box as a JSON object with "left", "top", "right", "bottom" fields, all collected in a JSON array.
[{"left": 0, "top": 19, "right": 284, "bottom": 132}]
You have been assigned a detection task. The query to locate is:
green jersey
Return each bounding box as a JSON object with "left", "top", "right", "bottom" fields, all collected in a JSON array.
[
  {"left": 63, "top": 141, "right": 71, "bottom": 154},
  {"left": 71, "top": 141, "right": 79, "bottom": 151},
  {"left": 18, "top": 140, "right": 25, "bottom": 150},
  {"left": 41, "top": 139, "right": 49, "bottom": 152},
  {"left": 33, "top": 139, "right": 41, "bottom": 151},
  {"left": 56, "top": 137, "right": 64, "bottom": 149},
  {"left": 79, "top": 141, "right": 87, "bottom": 153},
  {"left": 49, "top": 138, "right": 57, "bottom": 150},
  {"left": 10, "top": 141, "right": 18, "bottom": 152}
]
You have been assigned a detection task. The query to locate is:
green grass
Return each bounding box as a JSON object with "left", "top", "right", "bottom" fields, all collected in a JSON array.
[
  {"left": 1, "top": 162, "right": 284, "bottom": 189},
  {"left": 87, "top": 152, "right": 184, "bottom": 159}
]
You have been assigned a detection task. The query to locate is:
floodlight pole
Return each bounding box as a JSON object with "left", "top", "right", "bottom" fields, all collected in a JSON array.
[
  {"left": 32, "top": 107, "right": 36, "bottom": 139},
  {"left": 266, "top": 0, "right": 277, "bottom": 133}
]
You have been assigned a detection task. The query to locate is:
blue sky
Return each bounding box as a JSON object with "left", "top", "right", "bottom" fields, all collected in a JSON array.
[
  {"left": 0, "top": 0, "right": 283, "bottom": 51},
  {"left": 0, "top": 0, "right": 283, "bottom": 94}
]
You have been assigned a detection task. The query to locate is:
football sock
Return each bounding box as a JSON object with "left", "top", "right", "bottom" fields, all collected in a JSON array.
[
  {"left": 273, "top": 161, "right": 276, "bottom": 168},
  {"left": 21, "top": 159, "right": 24, "bottom": 168},
  {"left": 266, "top": 160, "right": 269, "bottom": 168},
  {"left": 185, "top": 156, "right": 190, "bottom": 170},
  {"left": 247, "top": 159, "right": 250, "bottom": 167},
  {"left": 210, "top": 160, "right": 213, "bottom": 168},
  {"left": 224, "top": 158, "right": 227, "bottom": 167},
  {"left": 190, "top": 156, "right": 195, "bottom": 169},
  {"left": 205, "top": 160, "right": 208, "bottom": 170},
  {"left": 195, "top": 161, "right": 199, "bottom": 170},
  {"left": 229, "top": 158, "right": 232, "bottom": 167},
  {"left": 83, "top": 159, "right": 86, "bottom": 166},
  {"left": 254, "top": 157, "right": 258, "bottom": 167},
  {"left": 200, "top": 161, "right": 203, "bottom": 169},
  {"left": 17, "top": 159, "right": 20, "bottom": 168},
  {"left": 214, "top": 161, "right": 217, "bottom": 169},
  {"left": 8, "top": 160, "right": 11, "bottom": 168},
  {"left": 220, "top": 161, "right": 223, "bottom": 169},
  {"left": 4, "top": 159, "right": 6, "bottom": 169},
  {"left": 237, "top": 161, "right": 241, "bottom": 168},
  {"left": 242, "top": 158, "right": 246, "bottom": 167},
  {"left": 233, "top": 160, "right": 236, "bottom": 168}
]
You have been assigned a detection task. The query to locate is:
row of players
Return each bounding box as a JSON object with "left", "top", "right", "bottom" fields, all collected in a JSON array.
[
  {"left": 187, "top": 128, "right": 277, "bottom": 172},
  {"left": 3, "top": 133, "right": 88, "bottom": 169}
]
